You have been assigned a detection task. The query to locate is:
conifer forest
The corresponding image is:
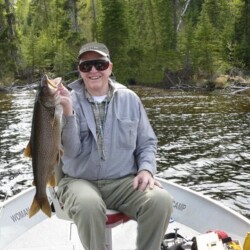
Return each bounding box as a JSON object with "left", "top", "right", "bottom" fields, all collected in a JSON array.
[{"left": 1, "top": 0, "right": 250, "bottom": 87}]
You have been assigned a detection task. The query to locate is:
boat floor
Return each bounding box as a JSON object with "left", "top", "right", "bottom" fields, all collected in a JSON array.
[{"left": 3, "top": 215, "right": 198, "bottom": 250}]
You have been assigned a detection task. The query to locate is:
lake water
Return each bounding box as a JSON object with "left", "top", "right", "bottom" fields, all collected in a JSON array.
[{"left": 0, "top": 86, "right": 250, "bottom": 219}]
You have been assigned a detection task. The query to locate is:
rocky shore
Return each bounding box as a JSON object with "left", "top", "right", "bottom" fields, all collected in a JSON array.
[{"left": 1, "top": 74, "right": 250, "bottom": 96}]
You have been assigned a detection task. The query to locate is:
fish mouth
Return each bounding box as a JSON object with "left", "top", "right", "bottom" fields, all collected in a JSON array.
[{"left": 47, "top": 77, "right": 57, "bottom": 89}]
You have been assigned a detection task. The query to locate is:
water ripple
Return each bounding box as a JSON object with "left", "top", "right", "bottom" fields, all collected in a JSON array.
[
  {"left": 0, "top": 91, "right": 34, "bottom": 200},
  {"left": 1, "top": 87, "right": 250, "bottom": 219},
  {"left": 136, "top": 87, "right": 250, "bottom": 218}
]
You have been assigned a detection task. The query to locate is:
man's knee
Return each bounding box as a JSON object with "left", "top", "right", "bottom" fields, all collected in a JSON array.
[
  {"left": 77, "top": 196, "right": 105, "bottom": 213},
  {"left": 69, "top": 193, "right": 106, "bottom": 219},
  {"left": 59, "top": 179, "right": 106, "bottom": 219},
  {"left": 149, "top": 188, "right": 173, "bottom": 213}
]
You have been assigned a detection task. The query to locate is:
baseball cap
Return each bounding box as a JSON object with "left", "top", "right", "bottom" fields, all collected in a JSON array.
[{"left": 78, "top": 42, "right": 110, "bottom": 59}]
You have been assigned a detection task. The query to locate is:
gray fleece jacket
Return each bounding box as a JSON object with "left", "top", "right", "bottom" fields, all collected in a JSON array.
[{"left": 61, "top": 78, "right": 157, "bottom": 180}]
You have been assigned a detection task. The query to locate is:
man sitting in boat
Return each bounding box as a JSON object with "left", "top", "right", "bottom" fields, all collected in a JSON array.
[{"left": 57, "top": 42, "right": 173, "bottom": 250}]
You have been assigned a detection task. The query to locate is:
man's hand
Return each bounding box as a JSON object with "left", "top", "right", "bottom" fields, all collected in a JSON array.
[
  {"left": 58, "top": 82, "right": 73, "bottom": 116},
  {"left": 133, "top": 170, "right": 163, "bottom": 192}
]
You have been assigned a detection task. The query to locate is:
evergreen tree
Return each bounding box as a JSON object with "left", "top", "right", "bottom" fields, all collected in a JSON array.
[
  {"left": 187, "top": 0, "right": 204, "bottom": 24},
  {"left": 16, "top": 0, "right": 84, "bottom": 79},
  {"left": 125, "top": 0, "right": 179, "bottom": 84},
  {"left": 0, "top": 0, "right": 9, "bottom": 82},
  {"left": 192, "top": 9, "right": 221, "bottom": 76},
  {"left": 191, "top": 0, "right": 238, "bottom": 76},
  {"left": 0, "top": 0, "right": 18, "bottom": 82},
  {"left": 234, "top": 0, "right": 250, "bottom": 69},
  {"left": 1, "top": 0, "right": 250, "bottom": 85},
  {"left": 98, "top": 0, "right": 128, "bottom": 82}
]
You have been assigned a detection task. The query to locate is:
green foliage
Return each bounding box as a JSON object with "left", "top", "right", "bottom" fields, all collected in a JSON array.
[
  {"left": 97, "top": 0, "right": 128, "bottom": 82},
  {"left": 16, "top": 0, "right": 84, "bottom": 79},
  {"left": 187, "top": 0, "right": 204, "bottom": 24},
  {"left": 233, "top": 0, "right": 250, "bottom": 68},
  {"left": 190, "top": 0, "right": 240, "bottom": 76},
  {"left": 0, "top": 0, "right": 250, "bottom": 85},
  {"left": 192, "top": 9, "right": 222, "bottom": 76},
  {"left": 0, "top": 0, "right": 17, "bottom": 82},
  {"left": 120, "top": 0, "right": 180, "bottom": 85}
]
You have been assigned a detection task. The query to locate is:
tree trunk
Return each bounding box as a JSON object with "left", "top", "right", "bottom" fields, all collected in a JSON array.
[
  {"left": 4, "top": 0, "right": 15, "bottom": 41},
  {"left": 4, "top": 0, "right": 20, "bottom": 76},
  {"left": 72, "top": 0, "right": 78, "bottom": 32},
  {"left": 172, "top": 0, "right": 179, "bottom": 49},
  {"left": 91, "top": 0, "right": 97, "bottom": 24},
  {"left": 177, "top": 0, "right": 191, "bottom": 32}
]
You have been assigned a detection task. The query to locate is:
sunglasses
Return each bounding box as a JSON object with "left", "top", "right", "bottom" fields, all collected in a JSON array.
[{"left": 79, "top": 59, "right": 110, "bottom": 73}]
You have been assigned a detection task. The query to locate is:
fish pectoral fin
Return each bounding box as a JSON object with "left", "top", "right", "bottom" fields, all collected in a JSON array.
[
  {"left": 55, "top": 148, "right": 64, "bottom": 166},
  {"left": 50, "top": 116, "right": 56, "bottom": 127},
  {"left": 48, "top": 174, "right": 56, "bottom": 187},
  {"left": 24, "top": 142, "right": 32, "bottom": 158},
  {"left": 60, "top": 147, "right": 64, "bottom": 157}
]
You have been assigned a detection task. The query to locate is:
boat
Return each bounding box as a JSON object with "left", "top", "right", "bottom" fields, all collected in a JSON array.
[{"left": 0, "top": 176, "right": 250, "bottom": 250}]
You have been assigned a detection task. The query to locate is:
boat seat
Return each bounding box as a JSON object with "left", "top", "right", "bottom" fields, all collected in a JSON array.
[{"left": 48, "top": 186, "right": 131, "bottom": 250}]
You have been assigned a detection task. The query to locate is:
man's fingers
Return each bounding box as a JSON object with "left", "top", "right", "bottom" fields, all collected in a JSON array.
[
  {"left": 133, "top": 171, "right": 162, "bottom": 192},
  {"left": 133, "top": 177, "right": 139, "bottom": 190},
  {"left": 138, "top": 180, "right": 148, "bottom": 192},
  {"left": 149, "top": 178, "right": 155, "bottom": 189},
  {"left": 154, "top": 180, "right": 163, "bottom": 189},
  {"left": 133, "top": 177, "right": 147, "bottom": 192}
]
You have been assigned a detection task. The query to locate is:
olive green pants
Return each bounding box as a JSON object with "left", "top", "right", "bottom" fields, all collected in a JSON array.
[{"left": 57, "top": 175, "right": 173, "bottom": 250}]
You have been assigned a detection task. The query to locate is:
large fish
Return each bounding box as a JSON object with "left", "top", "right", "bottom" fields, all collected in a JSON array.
[{"left": 24, "top": 74, "right": 63, "bottom": 218}]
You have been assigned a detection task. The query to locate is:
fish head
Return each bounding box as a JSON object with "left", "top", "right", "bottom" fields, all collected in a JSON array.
[{"left": 38, "top": 75, "right": 61, "bottom": 107}]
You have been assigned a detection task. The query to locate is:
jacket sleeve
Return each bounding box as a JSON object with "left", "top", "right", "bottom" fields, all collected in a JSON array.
[
  {"left": 61, "top": 91, "right": 82, "bottom": 158},
  {"left": 134, "top": 99, "right": 158, "bottom": 175}
]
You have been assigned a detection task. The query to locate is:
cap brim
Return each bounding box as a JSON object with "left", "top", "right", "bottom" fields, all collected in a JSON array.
[{"left": 78, "top": 49, "right": 109, "bottom": 59}]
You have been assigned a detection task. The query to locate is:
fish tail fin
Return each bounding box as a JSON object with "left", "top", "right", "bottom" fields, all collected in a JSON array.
[
  {"left": 29, "top": 196, "right": 40, "bottom": 218},
  {"left": 29, "top": 195, "right": 52, "bottom": 218},
  {"left": 41, "top": 197, "right": 52, "bottom": 218}
]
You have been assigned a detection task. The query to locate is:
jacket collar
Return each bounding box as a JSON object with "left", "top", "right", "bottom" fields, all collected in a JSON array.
[{"left": 68, "top": 78, "right": 127, "bottom": 96}]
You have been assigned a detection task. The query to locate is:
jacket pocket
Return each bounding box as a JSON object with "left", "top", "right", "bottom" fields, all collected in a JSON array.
[
  {"left": 116, "top": 118, "right": 138, "bottom": 149},
  {"left": 80, "top": 121, "right": 90, "bottom": 142}
]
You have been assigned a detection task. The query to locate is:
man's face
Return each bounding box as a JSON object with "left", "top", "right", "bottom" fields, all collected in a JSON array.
[{"left": 78, "top": 51, "right": 113, "bottom": 96}]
